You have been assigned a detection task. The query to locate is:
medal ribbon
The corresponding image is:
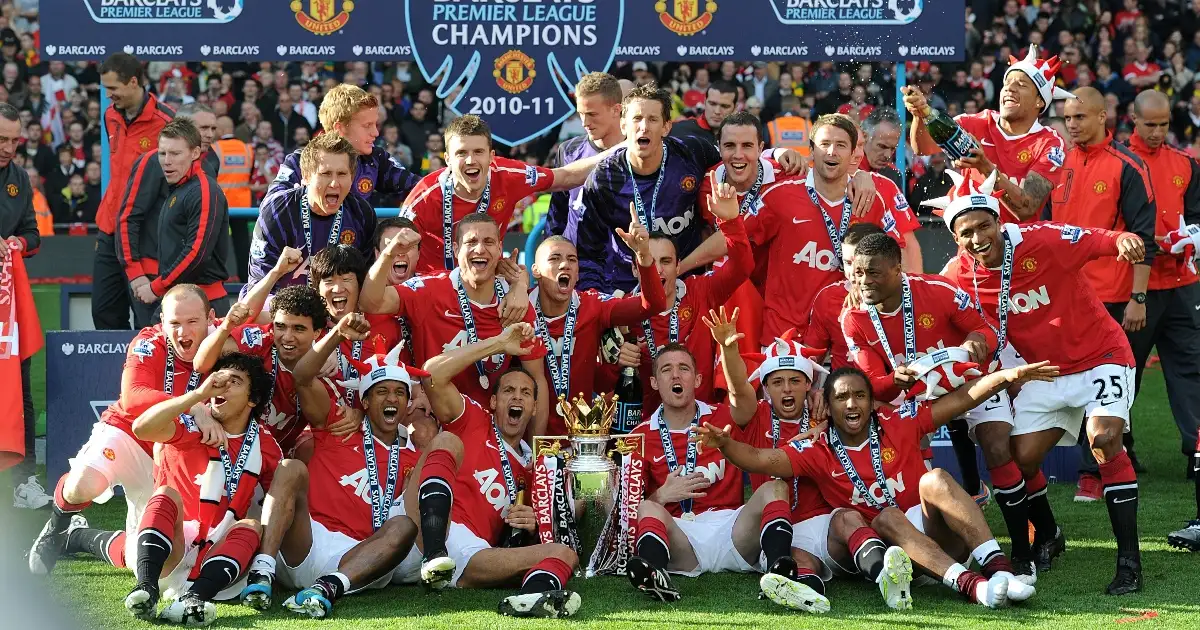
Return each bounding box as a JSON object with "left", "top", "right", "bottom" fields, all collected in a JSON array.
[
  {"left": 218, "top": 419, "right": 260, "bottom": 504},
  {"left": 337, "top": 340, "right": 364, "bottom": 407},
  {"left": 626, "top": 143, "right": 667, "bottom": 230},
  {"left": 805, "top": 176, "right": 853, "bottom": 267},
  {"left": 971, "top": 232, "right": 1013, "bottom": 360},
  {"left": 866, "top": 275, "right": 918, "bottom": 417},
  {"left": 441, "top": 168, "right": 492, "bottom": 271},
  {"left": 533, "top": 291, "right": 579, "bottom": 400},
  {"left": 361, "top": 420, "right": 402, "bottom": 532},
  {"left": 300, "top": 193, "right": 343, "bottom": 258},
  {"left": 165, "top": 343, "right": 202, "bottom": 431},
  {"left": 771, "top": 408, "right": 809, "bottom": 512},
  {"left": 735, "top": 161, "right": 765, "bottom": 216},
  {"left": 642, "top": 284, "right": 681, "bottom": 361},
  {"left": 490, "top": 420, "right": 519, "bottom": 507},
  {"left": 454, "top": 272, "right": 508, "bottom": 385},
  {"left": 656, "top": 405, "right": 702, "bottom": 515},
  {"left": 828, "top": 420, "right": 897, "bottom": 510}
]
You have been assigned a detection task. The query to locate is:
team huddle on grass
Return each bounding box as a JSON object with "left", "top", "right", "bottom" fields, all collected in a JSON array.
[{"left": 21, "top": 62, "right": 1200, "bottom": 625}]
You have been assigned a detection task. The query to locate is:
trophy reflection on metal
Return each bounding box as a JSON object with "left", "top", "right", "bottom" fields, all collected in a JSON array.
[{"left": 533, "top": 393, "right": 644, "bottom": 577}]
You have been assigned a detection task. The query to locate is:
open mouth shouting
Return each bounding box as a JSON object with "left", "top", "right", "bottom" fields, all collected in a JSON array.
[
  {"left": 329, "top": 295, "right": 349, "bottom": 315},
  {"left": 381, "top": 404, "right": 400, "bottom": 426},
  {"left": 636, "top": 135, "right": 652, "bottom": 150},
  {"left": 463, "top": 165, "right": 483, "bottom": 186},
  {"left": 842, "top": 409, "right": 865, "bottom": 433},
  {"left": 729, "top": 159, "right": 750, "bottom": 177},
  {"left": 323, "top": 191, "right": 341, "bottom": 208},
  {"left": 468, "top": 255, "right": 490, "bottom": 274},
  {"left": 670, "top": 383, "right": 684, "bottom": 396},
  {"left": 779, "top": 394, "right": 798, "bottom": 414},
  {"left": 391, "top": 259, "right": 409, "bottom": 279},
  {"left": 970, "top": 239, "right": 993, "bottom": 257},
  {"left": 504, "top": 403, "right": 525, "bottom": 428}
]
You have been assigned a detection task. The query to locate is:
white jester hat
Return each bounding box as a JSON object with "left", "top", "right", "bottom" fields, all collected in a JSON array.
[
  {"left": 1005, "top": 44, "right": 1076, "bottom": 114},
  {"left": 920, "top": 168, "right": 1005, "bottom": 231},
  {"left": 748, "top": 331, "right": 829, "bottom": 390},
  {"left": 336, "top": 343, "right": 430, "bottom": 401}
]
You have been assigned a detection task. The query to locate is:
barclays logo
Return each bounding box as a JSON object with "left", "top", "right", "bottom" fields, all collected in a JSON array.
[{"left": 82, "top": 0, "right": 243, "bottom": 24}]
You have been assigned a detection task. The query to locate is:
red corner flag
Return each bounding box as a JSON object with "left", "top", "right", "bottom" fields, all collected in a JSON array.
[{"left": 0, "top": 248, "right": 43, "bottom": 471}]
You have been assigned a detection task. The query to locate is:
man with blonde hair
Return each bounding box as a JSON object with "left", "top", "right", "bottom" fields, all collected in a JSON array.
[
  {"left": 243, "top": 132, "right": 376, "bottom": 297},
  {"left": 269, "top": 84, "right": 419, "bottom": 203}
]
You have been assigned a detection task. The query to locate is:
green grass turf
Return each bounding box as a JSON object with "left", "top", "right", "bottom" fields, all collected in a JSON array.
[
  {"left": 29, "top": 285, "right": 60, "bottom": 437},
  {"left": 5, "top": 308, "right": 1199, "bottom": 627}
]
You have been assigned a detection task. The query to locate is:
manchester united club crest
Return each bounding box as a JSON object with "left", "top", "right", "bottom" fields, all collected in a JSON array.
[
  {"left": 357, "top": 177, "right": 373, "bottom": 194},
  {"left": 5, "top": 184, "right": 16, "bottom": 197},
  {"left": 103, "top": 448, "right": 116, "bottom": 461},
  {"left": 169, "top": 196, "right": 177, "bottom": 207},
  {"left": 918, "top": 313, "right": 935, "bottom": 329},
  {"left": 656, "top": 0, "right": 717, "bottom": 36},
  {"left": 1174, "top": 175, "right": 1186, "bottom": 188},
  {"left": 1020, "top": 256, "right": 1037, "bottom": 272},
  {"left": 1093, "top": 181, "right": 1108, "bottom": 194},
  {"left": 493, "top": 50, "right": 536, "bottom": 94},
  {"left": 292, "top": 0, "right": 353, "bottom": 35},
  {"left": 1017, "top": 149, "right": 1032, "bottom": 164},
  {"left": 881, "top": 447, "right": 896, "bottom": 464},
  {"left": 492, "top": 198, "right": 506, "bottom": 216},
  {"left": 340, "top": 230, "right": 355, "bottom": 245},
  {"left": 680, "top": 306, "right": 694, "bottom": 322},
  {"left": 680, "top": 175, "right": 697, "bottom": 192}
]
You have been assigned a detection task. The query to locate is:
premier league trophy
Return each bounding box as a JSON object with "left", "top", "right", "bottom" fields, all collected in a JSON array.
[{"left": 532, "top": 394, "right": 645, "bottom": 577}]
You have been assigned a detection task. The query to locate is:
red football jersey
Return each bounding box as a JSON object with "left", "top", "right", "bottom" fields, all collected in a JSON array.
[
  {"left": 401, "top": 156, "right": 555, "bottom": 274},
  {"left": 732, "top": 401, "right": 832, "bottom": 523},
  {"left": 155, "top": 420, "right": 283, "bottom": 524},
  {"left": 102, "top": 324, "right": 205, "bottom": 456},
  {"left": 840, "top": 273, "right": 997, "bottom": 402},
  {"left": 786, "top": 405, "right": 935, "bottom": 519},
  {"left": 954, "top": 110, "right": 1066, "bottom": 224},
  {"left": 229, "top": 323, "right": 308, "bottom": 455},
  {"left": 698, "top": 157, "right": 792, "bottom": 291},
  {"left": 443, "top": 396, "right": 532, "bottom": 545},
  {"left": 802, "top": 280, "right": 852, "bottom": 370},
  {"left": 327, "top": 313, "right": 401, "bottom": 407},
  {"left": 534, "top": 265, "right": 665, "bottom": 435},
  {"left": 635, "top": 217, "right": 752, "bottom": 414},
  {"left": 743, "top": 175, "right": 912, "bottom": 346},
  {"left": 308, "top": 420, "right": 421, "bottom": 541},
  {"left": 632, "top": 402, "right": 745, "bottom": 518},
  {"left": 940, "top": 222, "right": 1135, "bottom": 375},
  {"left": 393, "top": 270, "right": 545, "bottom": 406}
]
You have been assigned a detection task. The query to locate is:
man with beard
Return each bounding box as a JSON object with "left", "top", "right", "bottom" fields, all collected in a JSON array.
[
  {"left": 244, "top": 132, "right": 376, "bottom": 298},
  {"left": 938, "top": 174, "right": 1149, "bottom": 594},
  {"left": 124, "top": 353, "right": 282, "bottom": 626},
  {"left": 361, "top": 213, "right": 550, "bottom": 435},
  {"left": 27, "top": 286, "right": 220, "bottom": 576},
  {"left": 410, "top": 323, "right": 582, "bottom": 618},
  {"left": 400, "top": 114, "right": 607, "bottom": 275},
  {"left": 530, "top": 207, "right": 665, "bottom": 434},
  {"left": 695, "top": 363, "right": 1057, "bottom": 609},
  {"left": 905, "top": 45, "right": 1069, "bottom": 224},
  {"left": 240, "top": 314, "right": 423, "bottom": 618}
]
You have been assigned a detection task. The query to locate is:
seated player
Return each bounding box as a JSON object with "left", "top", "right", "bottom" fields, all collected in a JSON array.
[
  {"left": 937, "top": 171, "right": 1149, "bottom": 592},
  {"left": 194, "top": 284, "right": 328, "bottom": 459},
  {"left": 124, "top": 353, "right": 283, "bottom": 626},
  {"left": 361, "top": 212, "right": 550, "bottom": 434},
  {"left": 241, "top": 313, "right": 423, "bottom": 618},
  {"left": 625, "top": 323, "right": 827, "bottom": 613},
  {"left": 802, "top": 223, "right": 886, "bottom": 370},
  {"left": 695, "top": 363, "right": 1060, "bottom": 609},
  {"left": 28, "top": 286, "right": 220, "bottom": 576},
  {"left": 409, "top": 323, "right": 582, "bottom": 618},
  {"left": 530, "top": 206, "right": 665, "bottom": 434}
]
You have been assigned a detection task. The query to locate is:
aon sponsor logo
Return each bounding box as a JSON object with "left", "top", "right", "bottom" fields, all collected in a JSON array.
[
  {"left": 793, "top": 242, "right": 838, "bottom": 271},
  {"left": 652, "top": 210, "right": 694, "bottom": 237},
  {"left": 339, "top": 468, "right": 374, "bottom": 506},
  {"left": 444, "top": 330, "right": 505, "bottom": 369},
  {"left": 1008, "top": 285, "right": 1050, "bottom": 313},
  {"left": 850, "top": 471, "right": 907, "bottom": 507},
  {"left": 474, "top": 467, "right": 510, "bottom": 511},
  {"left": 695, "top": 460, "right": 727, "bottom": 484}
]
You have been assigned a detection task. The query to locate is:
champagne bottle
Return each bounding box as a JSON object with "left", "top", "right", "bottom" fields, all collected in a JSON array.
[
  {"left": 920, "top": 105, "right": 979, "bottom": 161},
  {"left": 613, "top": 366, "right": 643, "bottom": 434},
  {"left": 501, "top": 484, "right": 531, "bottom": 548}
]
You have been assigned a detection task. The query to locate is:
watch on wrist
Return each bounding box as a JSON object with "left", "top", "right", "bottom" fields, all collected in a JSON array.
[{"left": 1131, "top": 292, "right": 1147, "bottom": 304}]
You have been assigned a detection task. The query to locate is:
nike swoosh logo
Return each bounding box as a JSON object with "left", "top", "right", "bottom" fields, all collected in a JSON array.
[
  {"left": 1194, "top": 304, "right": 1199, "bottom": 311},
  {"left": 141, "top": 540, "right": 165, "bottom": 550},
  {"left": 983, "top": 405, "right": 1001, "bottom": 411},
  {"left": 485, "top": 441, "right": 500, "bottom": 452},
  {"left": 444, "top": 310, "right": 464, "bottom": 319},
  {"left": 1005, "top": 499, "right": 1023, "bottom": 507},
  {"left": 223, "top": 567, "right": 234, "bottom": 580},
  {"left": 1112, "top": 496, "right": 1136, "bottom": 504},
  {"left": 980, "top": 139, "right": 995, "bottom": 146},
  {"left": 653, "top": 454, "right": 668, "bottom": 463},
  {"left": 831, "top": 470, "right": 849, "bottom": 478},
  {"left": 792, "top": 218, "right": 811, "bottom": 224}
]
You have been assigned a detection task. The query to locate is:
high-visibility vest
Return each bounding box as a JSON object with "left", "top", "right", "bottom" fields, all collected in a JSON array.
[
  {"left": 214, "top": 138, "right": 253, "bottom": 208},
  {"left": 32, "top": 189, "right": 52, "bottom": 236},
  {"left": 767, "top": 116, "right": 813, "bottom": 157}
]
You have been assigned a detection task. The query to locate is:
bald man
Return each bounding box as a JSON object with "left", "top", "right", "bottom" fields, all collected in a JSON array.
[
  {"left": 1053, "top": 86, "right": 1157, "bottom": 493},
  {"left": 1127, "top": 91, "right": 1200, "bottom": 500}
]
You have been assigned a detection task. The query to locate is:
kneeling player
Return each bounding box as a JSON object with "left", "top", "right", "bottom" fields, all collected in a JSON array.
[
  {"left": 408, "top": 323, "right": 581, "bottom": 618},
  {"left": 626, "top": 316, "right": 829, "bottom": 613},
  {"left": 124, "top": 354, "right": 283, "bottom": 626},
  {"left": 696, "top": 363, "right": 1059, "bottom": 609},
  {"left": 240, "top": 313, "right": 422, "bottom": 618}
]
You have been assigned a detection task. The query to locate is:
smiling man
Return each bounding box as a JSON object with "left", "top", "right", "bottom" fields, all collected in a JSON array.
[{"left": 244, "top": 132, "right": 377, "bottom": 298}]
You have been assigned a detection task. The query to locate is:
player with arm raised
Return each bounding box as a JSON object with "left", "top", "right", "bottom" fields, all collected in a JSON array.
[
  {"left": 695, "top": 363, "right": 1059, "bottom": 610},
  {"left": 904, "top": 45, "right": 1070, "bottom": 224}
]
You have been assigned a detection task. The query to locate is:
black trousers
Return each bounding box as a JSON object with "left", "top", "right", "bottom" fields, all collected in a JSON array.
[
  {"left": 11, "top": 357, "right": 35, "bottom": 485},
  {"left": 91, "top": 232, "right": 132, "bottom": 330}
]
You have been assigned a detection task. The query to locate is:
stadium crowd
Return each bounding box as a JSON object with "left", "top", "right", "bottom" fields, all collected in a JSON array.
[{"left": 5, "top": 0, "right": 1200, "bottom": 626}]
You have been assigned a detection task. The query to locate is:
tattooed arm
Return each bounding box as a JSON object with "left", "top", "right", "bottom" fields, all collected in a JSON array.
[{"left": 995, "top": 171, "right": 1054, "bottom": 222}]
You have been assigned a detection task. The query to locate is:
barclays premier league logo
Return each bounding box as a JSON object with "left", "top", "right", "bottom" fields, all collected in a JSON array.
[
  {"left": 768, "top": 0, "right": 921, "bottom": 24},
  {"left": 82, "top": 0, "right": 243, "bottom": 23},
  {"left": 405, "top": 0, "right": 624, "bottom": 146}
]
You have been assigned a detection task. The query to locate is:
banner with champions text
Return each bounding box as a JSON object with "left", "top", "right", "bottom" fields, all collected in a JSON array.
[{"left": 45, "top": 330, "right": 136, "bottom": 486}]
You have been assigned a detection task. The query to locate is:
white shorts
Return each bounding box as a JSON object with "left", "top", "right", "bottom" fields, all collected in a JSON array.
[
  {"left": 445, "top": 521, "right": 492, "bottom": 587},
  {"left": 904, "top": 504, "right": 925, "bottom": 534},
  {"left": 790, "top": 512, "right": 834, "bottom": 581},
  {"left": 672, "top": 507, "right": 762, "bottom": 577},
  {"left": 71, "top": 422, "right": 156, "bottom": 563},
  {"left": 963, "top": 388, "right": 1015, "bottom": 439},
  {"left": 278, "top": 517, "right": 422, "bottom": 591},
  {"left": 160, "top": 520, "right": 248, "bottom": 602},
  {"left": 1012, "top": 364, "right": 1135, "bottom": 447}
]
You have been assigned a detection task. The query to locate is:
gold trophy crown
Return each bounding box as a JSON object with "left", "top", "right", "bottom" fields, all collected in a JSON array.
[{"left": 557, "top": 393, "right": 619, "bottom": 437}]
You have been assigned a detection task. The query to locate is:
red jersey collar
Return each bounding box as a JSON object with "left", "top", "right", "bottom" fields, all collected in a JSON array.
[
  {"left": 1075, "top": 131, "right": 1114, "bottom": 156},
  {"left": 171, "top": 159, "right": 204, "bottom": 187},
  {"left": 1128, "top": 132, "right": 1160, "bottom": 156}
]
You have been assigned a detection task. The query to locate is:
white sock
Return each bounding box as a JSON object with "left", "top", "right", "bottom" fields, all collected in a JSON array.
[
  {"left": 331, "top": 571, "right": 351, "bottom": 592},
  {"left": 942, "top": 562, "right": 967, "bottom": 589},
  {"left": 250, "top": 553, "right": 276, "bottom": 575},
  {"left": 970, "top": 540, "right": 1002, "bottom": 567}
]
